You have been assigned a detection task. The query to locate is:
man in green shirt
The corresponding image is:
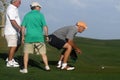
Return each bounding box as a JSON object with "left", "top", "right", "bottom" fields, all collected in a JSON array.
[{"left": 20, "top": 2, "right": 50, "bottom": 73}]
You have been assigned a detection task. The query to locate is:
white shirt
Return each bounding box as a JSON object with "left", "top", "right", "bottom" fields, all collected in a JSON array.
[{"left": 4, "top": 4, "right": 21, "bottom": 35}]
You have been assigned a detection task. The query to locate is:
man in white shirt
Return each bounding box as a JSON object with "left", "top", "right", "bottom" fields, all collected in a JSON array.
[{"left": 4, "top": 0, "right": 21, "bottom": 67}]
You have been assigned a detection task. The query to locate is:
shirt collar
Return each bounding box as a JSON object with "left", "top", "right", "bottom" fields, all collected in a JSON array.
[
  {"left": 73, "top": 25, "right": 78, "bottom": 32},
  {"left": 10, "top": 4, "right": 17, "bottom": 9},
  {"left": 75, "top": 25, "right": 78, "bottom": 29},
  {"left": 32, "top": 10, "right": 39, "bottom": 12}
]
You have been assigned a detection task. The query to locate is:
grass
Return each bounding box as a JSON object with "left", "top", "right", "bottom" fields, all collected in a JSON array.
[{"left": 0, "top": 33, "right": 120, "bottom": 80}]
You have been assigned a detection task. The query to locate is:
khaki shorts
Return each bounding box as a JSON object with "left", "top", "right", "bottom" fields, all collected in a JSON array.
[
  {"left": 24, "top": 43, "right": 46, "bottom": 55},
  {"left": 5, "top": 35, "right": 17, "bottom": 47}
]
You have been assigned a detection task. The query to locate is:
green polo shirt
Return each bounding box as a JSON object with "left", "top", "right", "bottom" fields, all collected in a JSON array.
[{"left": 21, "top": 10, "right": 47, "bottom": 43}]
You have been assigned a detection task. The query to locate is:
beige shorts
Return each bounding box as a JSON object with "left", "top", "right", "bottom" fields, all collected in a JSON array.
[
  {"left": 24, "top": 43, "right": 46, "bottom": 55},
  {"left": 5, "top": 35, "right": 17, "bottom": 47}
]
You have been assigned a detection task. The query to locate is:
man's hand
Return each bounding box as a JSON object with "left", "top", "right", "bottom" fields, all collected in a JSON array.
[
  {"left": 75, "top": 48, "right": 82, "bottom": 54},
  {"left": 45, "top": 36, "right": 49, "bottom": 42},
  {"left": 21, "top": 37, "right": 24, "bottom": 44}
]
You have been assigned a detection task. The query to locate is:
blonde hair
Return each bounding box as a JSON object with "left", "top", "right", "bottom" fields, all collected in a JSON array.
[{"left": 76, "top": 21, "right": 87, "bottom": 29}]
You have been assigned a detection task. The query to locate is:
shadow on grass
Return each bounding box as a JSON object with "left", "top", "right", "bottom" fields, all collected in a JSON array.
[
  {"left": 0, "top": 53, "right": 8, "bottom": 61},
  {"left": 48, "top": 61, "right": 57, "bottom": 66},
  {"left": 0, "top": 53, "right": 59, "bottom": 71},
  {"left": 17, "top": 55, "right": 46, "bottom": 71}
]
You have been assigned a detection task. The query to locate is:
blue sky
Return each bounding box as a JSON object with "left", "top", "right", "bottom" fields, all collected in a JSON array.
[{"left": 7, "top": 0, "right": 120, "bottom": 39}]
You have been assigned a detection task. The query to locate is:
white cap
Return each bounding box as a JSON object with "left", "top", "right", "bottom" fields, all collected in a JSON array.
[{"left": 30, "top": 2, "right": 42, "bottom": 8}]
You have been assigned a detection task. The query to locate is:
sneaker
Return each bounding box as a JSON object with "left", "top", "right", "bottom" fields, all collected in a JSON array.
[
  {"left": 12, "top": 59, "right": 19, "bottom": 65},
  {"left": 45, "top": 66, "right": 50, "bottom": 71},
  {"left": 6, "top": 58, "right": 19, "bottom": 65},
  {"left": 56, "top": 64, "right": 61, "bottom": 68},
  {"left": 61, "top": 66, "right": 75, "bottom": 70},
  {"left": 20, "top": 69, "right": 28, "bottom": 73},
  {"left": 56, "top": 61, "right": 62, "bottom": 68},
  {"left": 6, "top": 61, "right": 19, "bottom": 67}
]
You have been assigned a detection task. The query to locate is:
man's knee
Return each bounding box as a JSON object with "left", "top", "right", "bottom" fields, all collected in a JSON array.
[{"left": 63, "top": 43, "right": 72, "bottom": 50}]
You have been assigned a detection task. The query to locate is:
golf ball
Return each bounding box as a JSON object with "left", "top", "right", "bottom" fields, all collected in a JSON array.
[{"left": 101, "top": 66, "right": 104, "bottom": 69}]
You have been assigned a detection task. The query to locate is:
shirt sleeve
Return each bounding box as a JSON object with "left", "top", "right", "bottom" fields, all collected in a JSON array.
[
  {"left": 41, "top": 14, "right": 47, "bottom": 27},
  {"left": 21, "top": 16, "right": 27, "bottom": 27},
  {"left": 7, "top": 8, "right": 16, "bottom": 20}
]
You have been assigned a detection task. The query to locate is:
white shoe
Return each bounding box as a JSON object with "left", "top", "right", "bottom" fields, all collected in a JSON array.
[
  {"left": 56, "top": 64, "right": 61, "bottom": 68},
  {"left": 6, "top": 58, "right": 19, "bottom": 65},
  {"left": 6, "top": 61, "right": 19, "bottom": 67},
  {"left": 66, "top": 66, "right": 75, "bottom": 70},
  {"left": 56, "top": 61, "right": 62, "bottom": 68},
  {"left": 61, "top": 66, "right": 75, "bottom": 70},
  {"left": 20, "top": 69, "right": 28, "bottom": 73},
  {"left": 45, "top": 66, "right": 50, "bottom": 71},
  {"left": 12, "top": 59, "right": 19, "bottom": 65}
]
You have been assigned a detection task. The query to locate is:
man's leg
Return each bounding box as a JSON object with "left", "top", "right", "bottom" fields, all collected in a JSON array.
[
  {"left": 61, "top": 43, "right": 75, "bottom": 70},
  {"left": 62, "top": 43, "right": 72, "bottom": 63},
  {"left": 41, "top": 54, "right": 50, "bottom": 70},
  {"left": 57, "top": 49, "right": 66, "bottom": 68},
  {"left": 6, "top": 46, "right": 20, "bottom": 67},
  {"left": 7, "top": 47, "right": 20, "bottom": 67},
  {"left": 57, "top": 54, "right": 64, "bottom": 68},
  {"left": 8, "top": 47, "right": 17, "bottom": 61},
  {"left": 23, "top": 53, "right": 29, "bottom": 69},
  {"left": 6, "top": 35, "right": 20, "bottom": 67},
  {"left": 19, "top": 53, "right": 28, "bottom": 73},
  {"left": 38, "top": 43, "right": 50, "bottom": 70},
  {"left": 61, "top": 43, "right": 72, "bottom": 69},
  {"left": 20, "top": 43, "right": 31, "bottom": 73}
]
